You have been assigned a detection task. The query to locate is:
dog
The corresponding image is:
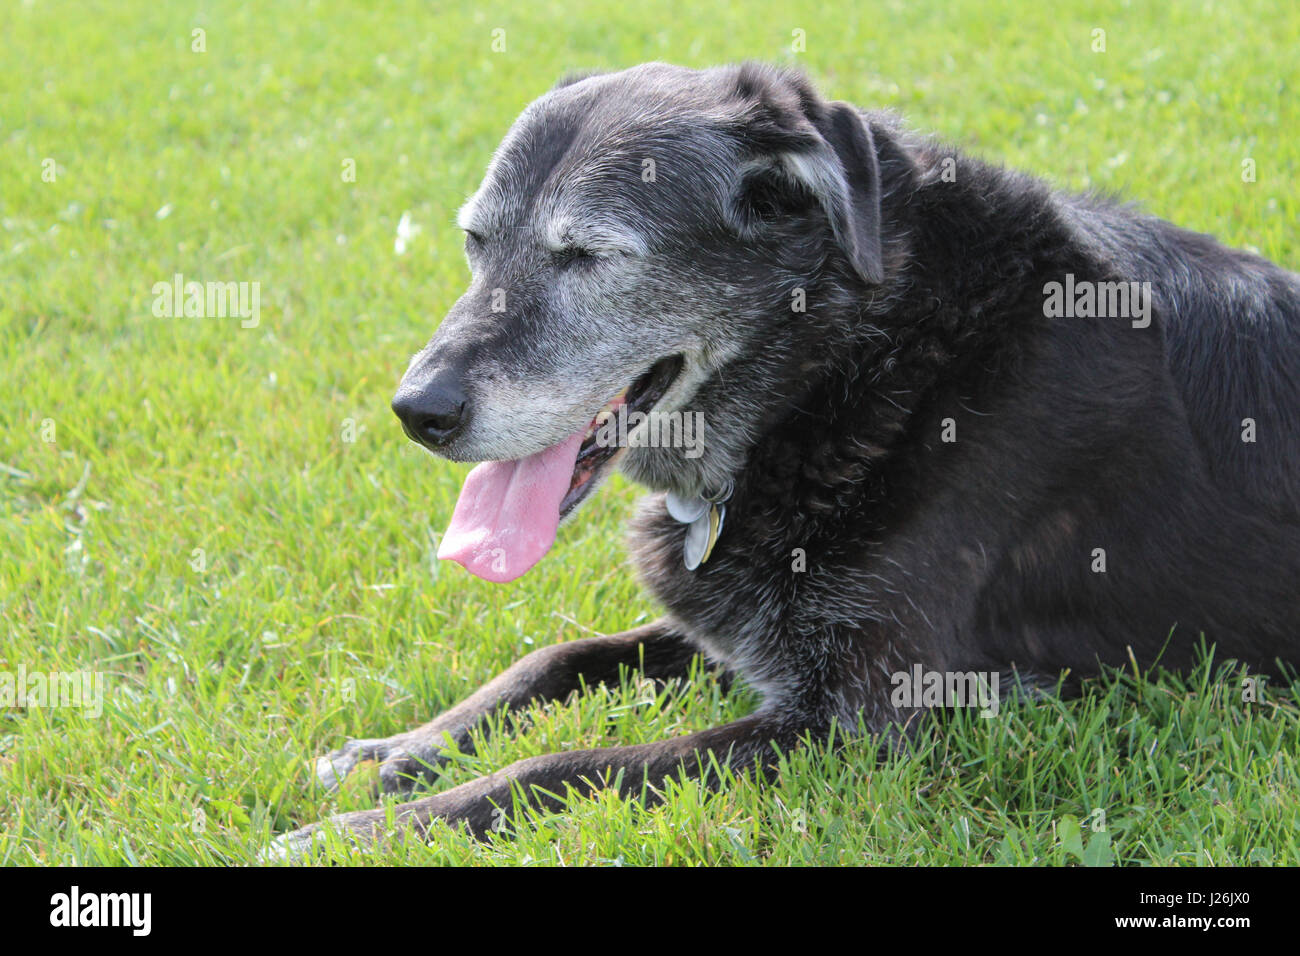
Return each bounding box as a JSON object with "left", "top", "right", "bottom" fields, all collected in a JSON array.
[{"left": 274, "top": 61, "right": 1300, "bottom": 855}]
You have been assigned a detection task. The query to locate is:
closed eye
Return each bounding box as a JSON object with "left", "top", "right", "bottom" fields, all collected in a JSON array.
[{"left": 552, "top": 246, "right": 600, "bottom": 268}]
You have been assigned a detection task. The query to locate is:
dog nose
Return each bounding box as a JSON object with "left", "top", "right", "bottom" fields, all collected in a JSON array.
[{"left": 392, "top": 376, "right": 468, "bottom": 448}]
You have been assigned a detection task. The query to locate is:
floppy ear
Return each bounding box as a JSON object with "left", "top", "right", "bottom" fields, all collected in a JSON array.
[
  {"left": 728, "top": 93, "right": 885, "bottom": 285},
  {"left": 803, "top": 102, "right": 885, "bottom": 285}
]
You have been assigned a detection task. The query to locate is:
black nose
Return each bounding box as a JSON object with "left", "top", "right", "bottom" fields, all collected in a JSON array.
[{"left": 391, "top": 375, "right": 468, "bottom": 448}]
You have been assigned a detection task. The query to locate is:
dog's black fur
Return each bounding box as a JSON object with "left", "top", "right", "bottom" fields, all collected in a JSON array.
[
  {"left": 635, "top": 73, "right": 1300, "bottom": 717},
  {"left": 278, "top": 63, "right": 1299, "bottom": 853}
]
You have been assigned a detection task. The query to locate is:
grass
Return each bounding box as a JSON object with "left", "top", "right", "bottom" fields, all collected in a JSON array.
[{"left": 1, "top": 0, "right": 1297, "bottom": 865}]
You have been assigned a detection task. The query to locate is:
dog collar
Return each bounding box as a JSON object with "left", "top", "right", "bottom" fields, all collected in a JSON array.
[{"left": 666, "top": 481, "right": 732, "bottom": 570}]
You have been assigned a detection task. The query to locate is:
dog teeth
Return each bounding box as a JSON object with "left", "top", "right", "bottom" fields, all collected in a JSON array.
[
  {"left": 601, "top": 390, "right": 628, "bottom": 414},
  {"left": 584, "top": 388, "right": 631, "bottom": 441}
]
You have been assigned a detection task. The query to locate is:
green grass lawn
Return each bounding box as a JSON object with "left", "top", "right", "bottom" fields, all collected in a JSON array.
[{"left": 2, "top": 0, "right": 1298, "bottom": 865}]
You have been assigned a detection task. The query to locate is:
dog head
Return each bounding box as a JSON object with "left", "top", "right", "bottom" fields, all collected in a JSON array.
[{"left": 393, "top": 62, "right": 890, "bottom": 581}]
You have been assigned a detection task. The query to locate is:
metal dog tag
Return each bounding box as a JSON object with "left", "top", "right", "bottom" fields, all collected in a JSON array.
[
  {"left": 682, "top": 501, "right": 725, "bottom": 570},
  {"left": 668, "top": 481, "right": 732, "bottom": 571},
  {"left": 666, "top": 491, "right": 709, "bottom": 523}
]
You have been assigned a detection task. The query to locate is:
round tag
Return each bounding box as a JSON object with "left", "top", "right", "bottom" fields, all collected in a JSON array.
[
  {"left": 683, "top": 512, "right": 711, "bottom": 569},
  {"left": 666, "top": 491, "right": 709, "bottom": 524}
]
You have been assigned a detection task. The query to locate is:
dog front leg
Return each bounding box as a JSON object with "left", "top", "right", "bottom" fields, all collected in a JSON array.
[
  {"left": 317, "top": 619, "right": 705, "bottom": 794},
  {"left": 279, "top": 712, "right": 812, "bottom": 856}
]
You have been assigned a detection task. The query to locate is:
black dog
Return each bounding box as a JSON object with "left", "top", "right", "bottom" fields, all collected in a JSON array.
[{"left": 276, "top": 62, "right": 1299, "bottom": 854}]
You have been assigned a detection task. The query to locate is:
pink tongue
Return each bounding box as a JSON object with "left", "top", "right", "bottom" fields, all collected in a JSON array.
[{"left": 437, "top": 428, "right": 587, "bottom": 583}]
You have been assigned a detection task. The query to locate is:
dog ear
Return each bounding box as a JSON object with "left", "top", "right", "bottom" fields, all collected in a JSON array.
[
  {"left": 802, "top": 102, "right": 885, "bottom": 285},
  {"left": 725, "top": 75, "right": 885, "bottom": 285}
]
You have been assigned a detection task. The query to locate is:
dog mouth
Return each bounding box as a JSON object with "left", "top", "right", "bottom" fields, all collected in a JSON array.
[
  {"left": 560, "top": 354, "right": 683, "bottom": 518},
  {"left": 437, "top": 354, "right": 683, "bottom": 583}
]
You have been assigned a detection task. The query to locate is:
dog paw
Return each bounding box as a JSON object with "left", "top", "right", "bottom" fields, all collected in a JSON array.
[
  {"left": 260, "top": 825, "right": 321, "bottom": 863},
  {"left": 264, "top": 795, "right": 468, "bottom": 862},
  {"left": 315, "top": 741, "right": 368, "bottom": 791},
  {"left": 316, "top": 732, "right": 448, "bottom": 794},
  {"left": 262, "top": 810, "right": 388, "bottom": 863}
]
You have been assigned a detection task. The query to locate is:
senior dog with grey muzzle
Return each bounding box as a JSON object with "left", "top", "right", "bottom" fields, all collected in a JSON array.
[{"left": 273, "top": 61, "right": 1300, "bottom": 856}]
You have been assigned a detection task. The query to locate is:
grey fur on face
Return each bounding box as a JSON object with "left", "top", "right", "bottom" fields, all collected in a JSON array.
[{"left": 398, "top": 62, "right": 889, "bottom": 502}]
